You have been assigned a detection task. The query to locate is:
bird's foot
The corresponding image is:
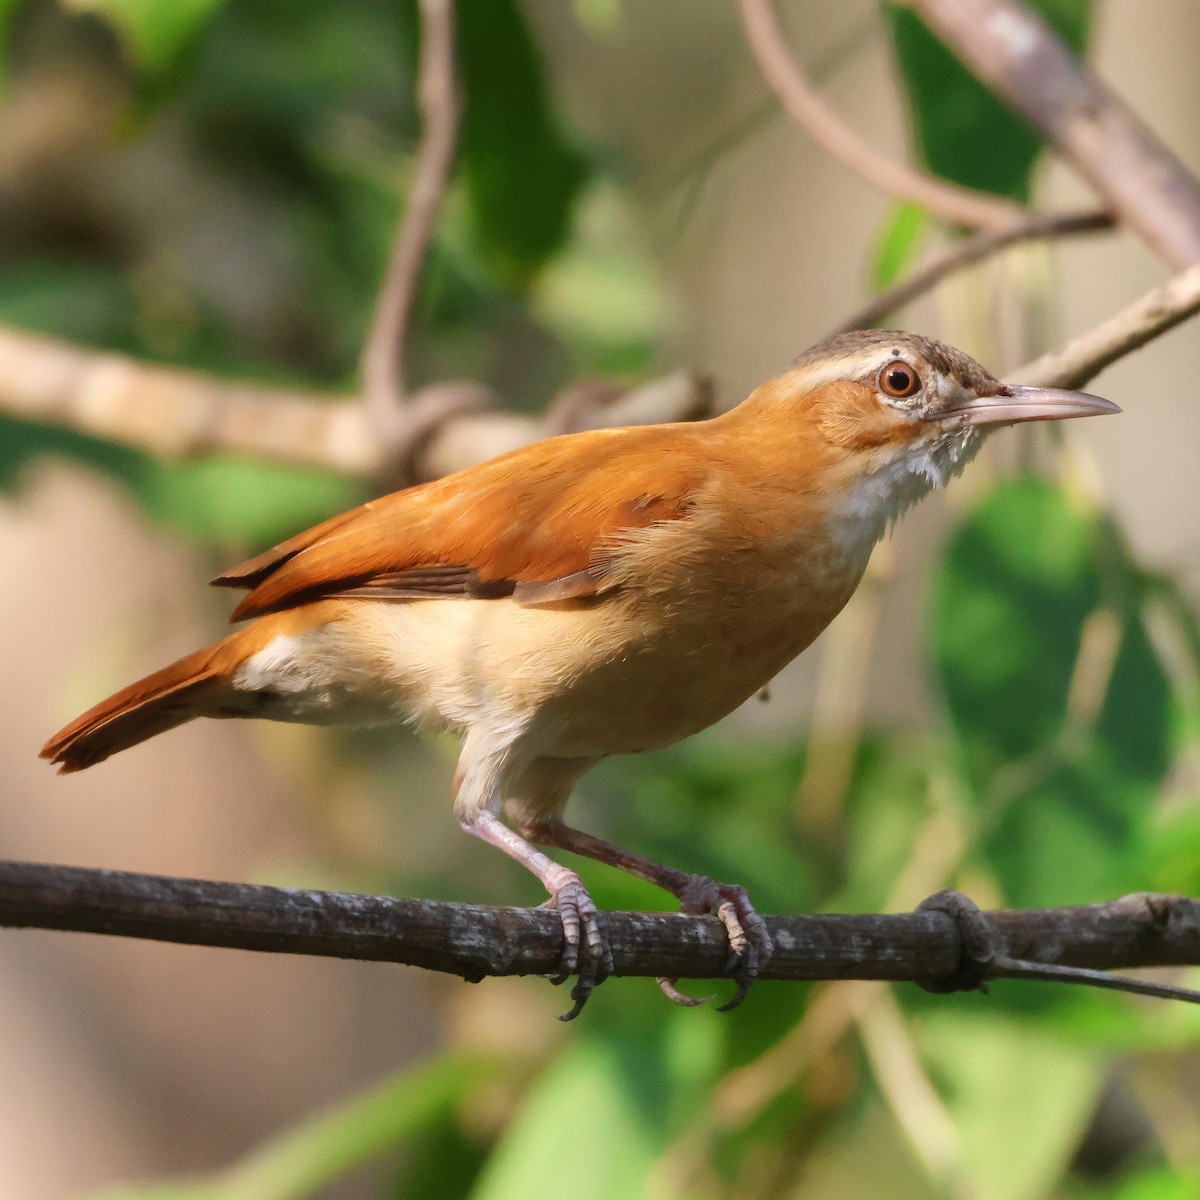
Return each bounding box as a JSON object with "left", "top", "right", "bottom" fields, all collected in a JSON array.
[
  {"left": 541, "top": 867, "right": 613, "bottom": 1021},
  {"left": 658, "top": 877, "right": 773, "bottom": 1011}
]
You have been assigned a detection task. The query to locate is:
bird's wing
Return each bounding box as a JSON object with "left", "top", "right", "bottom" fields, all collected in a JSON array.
[{"left": 213, "top": 425, "right": 712, "bottom": 621}]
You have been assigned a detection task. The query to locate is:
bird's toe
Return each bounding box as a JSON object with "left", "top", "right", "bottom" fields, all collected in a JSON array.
[
  {"left": 673, "top": 877, "right": 773, "bottom": 1011},
  {"left": 544, "top": 872, "right": 611, "bottom": 1019}
]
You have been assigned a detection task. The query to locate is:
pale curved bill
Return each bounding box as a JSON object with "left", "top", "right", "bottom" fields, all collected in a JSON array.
[{"left": 935, "top": 385, "right": 1121, "bottom": 426}]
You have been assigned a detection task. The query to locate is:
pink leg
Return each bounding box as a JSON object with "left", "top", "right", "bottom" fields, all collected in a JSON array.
[
  {"left": 519, "top": 818, "right": 773, "bottom": 1011},
  {"left": 459, "top": 811, "right": 613, "bottom": 1020}
]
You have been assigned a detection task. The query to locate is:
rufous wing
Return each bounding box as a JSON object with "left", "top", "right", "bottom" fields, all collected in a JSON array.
[{"left": 214, "top": 425, "right": 713, "bottom": 621}]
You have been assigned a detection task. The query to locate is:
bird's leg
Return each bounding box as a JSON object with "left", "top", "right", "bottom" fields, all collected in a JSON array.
[
  {"left": 458, "top": 811, "right": 612, "bottom": 1020},
  {"left": 519, "top": 818, "right": 773, "bottom": 1010}
]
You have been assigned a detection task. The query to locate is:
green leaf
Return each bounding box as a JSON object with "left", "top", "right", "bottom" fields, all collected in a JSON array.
[
  {"left": 871, "top": 202, "right": 929, "bottom": 289},
  {"left": 913, "top": 1012, "right": 1103, "bottom": 1200},
  {"left": 391, "top": 1109, "right": 489, "bottom": 1200},
  {"left": 1110, "top": 1166, "right": 1200, "bottom": 1200},
  {"left": 89, "top": 1056, "right": 486, "bottom": 1200},
  {"left": 930, "top": 478, "right": 1175, "bottom": 907},
  {"left": 0, "top": 0, "right": 23, "bottom": 89},
  {"left": 0, "top": 411, "right": 359, "bottom": 547},
  {"left": 469, "top": 1042, "right": 662, "bottom": 1200},
  {"left": 456, "top": 0, "right": 589, "bottom": 293},
  {"left": 131, "top": 454, "right": 359, "bottom": 547},
  {"left": 64, "top": 0, "right": 228, "bottom": 73},
  {"left": 531, "top": 182, "right": 673, "bottom": 374},
  {"left": 883, "top": 2, "right": 1091, "bottom": 202}
]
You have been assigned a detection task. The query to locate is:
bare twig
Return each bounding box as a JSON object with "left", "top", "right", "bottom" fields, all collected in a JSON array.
[
  {"left": 359, "top": 0, "right": 461, "bottom": 441},
  {"left": 737, "top": 0, "right": 1021, "bottom": 232},
  {"left": 900, "top": 0, "right": 1200, "bottom": 269},
  {"left": 2, "top": 861, "right": 1200, "bottom": 996},
  {"left": 1009, "top": 259, "right": 1200, "bottom": 390},
  {"left": 833, "top": 208, "right": 1114, "bottom": 335}
]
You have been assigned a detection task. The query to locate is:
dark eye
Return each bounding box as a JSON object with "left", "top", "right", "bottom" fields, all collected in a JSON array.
[{"left": 879, "top": 361, "right": 921, "bottom": 399}]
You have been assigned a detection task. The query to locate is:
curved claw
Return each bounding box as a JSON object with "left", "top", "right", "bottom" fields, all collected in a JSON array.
[
  {"left": 559, "top": 974, "right": 594, "bottom": 1022},
  {"left": 715, "top": 941, "right": 759, "bottom": 1012},
  {"left": 544, "top": 872, "right": 612, "bottom": 1018},
  {"left": 657, "top": 976, "right": 716, "bottom": 1007},
  {"left": 673, "top": 879, "right": 773, "bottom": 1012}
]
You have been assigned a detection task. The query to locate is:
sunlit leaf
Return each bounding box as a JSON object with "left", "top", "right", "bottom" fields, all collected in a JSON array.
[
  {"left": 1111, "top": 1165, "right": 1200, "bottom": 1200},
  {"left": 914, "top": 1012, "right": 1102, "bottom": 1200},
  {"left": 469, "top": 1042, "right": 662, "bottom": 1200},
  {"left": 871, "top": 202, "right": 929, "bottom": 290},
  {"left": 132, "top": 454, "right": 359, "bottom": 546},
  {"left": 0, "top": 412, "right": 358, "bottom": 547},
  {"left": 531, "top": 183, "right": 672, "bottom": 374},
  {"left": 64, "top": 0, "right": 227, "bottom": 72},
  {"left": 883, "top": 1, "right": 1091, "bottom": 203}
]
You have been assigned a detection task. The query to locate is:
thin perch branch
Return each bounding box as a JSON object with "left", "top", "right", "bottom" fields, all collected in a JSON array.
[
  {"left": 1010, "top": 259, "right": 1200, "bottom": 390},
  {"left": 900, "top": 0, "right": 1200, "bottom": 269},
  {"left": 832, "top": 208, "right": 1114, "bottom": 335},
  {"left": 2, "top": 861, "right": 1199, "bottom": 993},
  {"left": 359, "top": 0, "right": 461, "bottom": 440},
  {"left": 737, "top": 0, "right": 1021, "bottom": 232}
]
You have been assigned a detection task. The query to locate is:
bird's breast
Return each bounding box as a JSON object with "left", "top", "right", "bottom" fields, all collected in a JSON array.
[{"left": 335, "top": 501, "right": 871, "bottom": 759}]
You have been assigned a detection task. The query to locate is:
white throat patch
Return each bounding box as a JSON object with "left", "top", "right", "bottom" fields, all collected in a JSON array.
[{"left": 828, "top": 425, "right": 983, "bottom": 565}]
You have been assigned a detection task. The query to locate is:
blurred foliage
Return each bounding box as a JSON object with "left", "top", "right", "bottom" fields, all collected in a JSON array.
[
  {"left": 872, "top": 200, "right": 930, "bottom": 289},
  {"left": 884, "top": 0, "right": 1092, "bottom": 202},
  {"left": 63, "top": 0, "right": 228, "bottom": 73},
  {"left": 1, "top": 1, "right": 1198, "bottom": 1199}
]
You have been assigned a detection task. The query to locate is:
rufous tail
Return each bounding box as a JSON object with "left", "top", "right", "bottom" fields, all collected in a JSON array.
[{"left": 40, "top": 631, "right": 253, "bottom": 774}]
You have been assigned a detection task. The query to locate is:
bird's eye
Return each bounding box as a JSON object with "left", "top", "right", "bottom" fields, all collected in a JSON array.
[{"left": 879, "top": 361, "right": 922, "bottom": 399}]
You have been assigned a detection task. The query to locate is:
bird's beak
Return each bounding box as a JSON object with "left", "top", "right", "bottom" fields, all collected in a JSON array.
[{"left": 934, "top": 385, "right": 1121, "bottom": 427}]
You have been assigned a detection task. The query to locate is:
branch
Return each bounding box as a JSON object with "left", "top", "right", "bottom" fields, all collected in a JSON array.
[
  {"left": 1, "top": 261, "right": 1197, "bottom": 480},
  {"left": 0, "top": 323, "right": 713, "bottom": 480},
  {"left": 359, "top": 0, "right": 461, "bottom": 442},
  {"left": 1010, "top": 259, "right": 1200, "bottom": 390},
  {"left": 736, "top": 0, "right": 1021, "bottom": 232},
  {"left": 900, "top": 0, "right": 1200, "bottom": 269},
  {"left": 3, "top": 861, "right": 1199, "bottom": 998},
  {"left": 832, "top": 208, "right": 1114, "bottom": 335}
]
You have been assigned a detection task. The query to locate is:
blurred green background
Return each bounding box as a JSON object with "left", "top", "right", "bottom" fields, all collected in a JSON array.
[{"left": 2, "top": 1, "right": 1200, "bottom": 1198}]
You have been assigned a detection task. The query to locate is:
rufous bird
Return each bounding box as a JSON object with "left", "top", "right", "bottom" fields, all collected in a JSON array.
[{"left": 41, "top": 330, "right": 1118, "bottom": 1017}]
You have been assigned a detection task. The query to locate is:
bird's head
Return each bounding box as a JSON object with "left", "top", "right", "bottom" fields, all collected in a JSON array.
[{"left": 751, "top": 329, "right": 1119, "bottom": 538}]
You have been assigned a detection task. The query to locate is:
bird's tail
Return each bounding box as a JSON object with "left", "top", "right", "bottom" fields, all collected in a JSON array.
[{"left": 40, "top": 628, "right": 257, "bottom": 774}]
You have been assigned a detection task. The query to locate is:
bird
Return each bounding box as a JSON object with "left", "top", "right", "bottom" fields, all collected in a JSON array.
[{"left": 40, "top": 330, "right": 1119, "bottom": 1017}]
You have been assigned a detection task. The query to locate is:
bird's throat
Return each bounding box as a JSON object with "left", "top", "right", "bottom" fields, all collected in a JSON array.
[{"left": 826, "top": 425, "right": 983, "bottom": 563}]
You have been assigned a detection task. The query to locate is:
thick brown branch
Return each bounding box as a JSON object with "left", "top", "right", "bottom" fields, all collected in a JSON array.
[
  {"left": 0, "top": 324, "right": 370, "bottom": 472},
  {"left": 737, "top": 0, "right": 1021, "bottom": 231},
  {"left": 1, "top": 260, "right": 1197, "bottom": 479},
  {"left": 832, "top": 208, "right": 1114, "bottom": 335},
  {"left": 360, "top": 0, "right": 460, "bottom": 440},
  {"left": 0, "top": 323, "right": 711, "bottom": 480},
  {"left": 2, "top": 861, "right": 1198, "bottom": 994},
  {"left": 900, "top": 0, "right": 1200, "bottom": 269}
]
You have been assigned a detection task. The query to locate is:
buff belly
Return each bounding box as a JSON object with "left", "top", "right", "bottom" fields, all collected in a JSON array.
[{"left": 230, "top": 561, "right": 862, "bottom": 760}]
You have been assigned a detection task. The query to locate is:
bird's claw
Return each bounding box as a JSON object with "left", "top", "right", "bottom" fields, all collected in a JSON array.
[
  {"left": 674, "top": 878, "right": 772, "bottom": 1012},
  {"left": 657, "top": 976, "right": 717, "bottom": 1007},
  {"left": 541, "top": 872, "right": 612, "bottom": 1020}
]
